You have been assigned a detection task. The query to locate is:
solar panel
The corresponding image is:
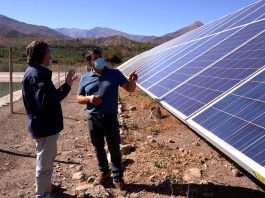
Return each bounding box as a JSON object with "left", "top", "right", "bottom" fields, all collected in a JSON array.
[
  {"left": 188, "top": 68, "right": 265, "bottom": 184},
  {"left": 149, "top": 20, "right": 265, "bottom": 98},
  {"left": 118, "top": 1, "right": 265, "bottom": 184},
  {"left": 231, "top": 1, "right": 265, "bottom": 27},
  {"left": 161, "top": 22, "right": 265, "bottom": 116}
]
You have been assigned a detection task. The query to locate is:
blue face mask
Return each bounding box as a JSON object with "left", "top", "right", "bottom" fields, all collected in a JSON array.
[{"left": 93, "top": 58, "right": 105, "bottom": 71}]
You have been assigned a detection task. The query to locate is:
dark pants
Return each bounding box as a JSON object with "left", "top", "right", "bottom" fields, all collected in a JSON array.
[{"left": 88, "top": 113, "right": 123, "bottom": 179}]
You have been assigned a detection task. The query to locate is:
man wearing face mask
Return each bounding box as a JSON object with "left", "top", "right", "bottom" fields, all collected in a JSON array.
[
  {"left": 22, "top": 41, "right": 77, "bottom": 198},
  {"left": 77, "top": 49, "right": 137, "bottom": 193}
]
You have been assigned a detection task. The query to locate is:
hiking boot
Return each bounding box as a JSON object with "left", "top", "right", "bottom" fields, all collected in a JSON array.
[
  {"left": 93, "top": 172, "right": 111, "bottom": 186},
  {"left": 113, "top": 178, "right": 127, "bottom": 195}
]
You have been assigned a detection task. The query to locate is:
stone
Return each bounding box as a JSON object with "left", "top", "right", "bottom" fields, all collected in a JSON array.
[
  {"left": 75, "top": 183, "right": 93, "bottom": 191},
  {"left": 149, "top": 139, "right": 157, "bottom": 143},
  {"left": 87, "top": 176, "right": 95, "bottom": 183},
  {"left": 179, "top": 148, "right": 185, "bottom": 152},
  {"left": 76, "top": 166, "right": 83, "bottom": 171},
  {"left": 183, "top": 168, "right": 202, "bottom": 182},
  {"left": 72, "top": 172, "right": 85, "bottom": 180},
  {"left": 149, "top": 174, "right": 159, "bottom": 182},
  {"left": 84, "top": 184, "right": 110, "bottom": 197},
  {"left": 200, "top": 157, "right": 208, "bottom": 164},
  {"left": 150, "top": 105, "right": 162, "bottom": 120},
  {"left": 129, "top": 106, "right": 137, "bottom": 111},
  {"left": 200, "top": 180, "right": 209, "bottom": 185},
  {"left": 168, "top": 139, "right": 175, "bottom": 143},
  {"left": 120, "top": 129, "right": 126, "bottom": 135},
  {"left": 87, "top": 154, "right": 93, "bottom": 158},
  {"left": 192, "top": 141, "right": 200, "bottom": 146},
  {"left": 231, "top": 168, "right": 242, "bottom": 177},
  {"left": 189, "top": 168, "right": 202, "bottom": 177},
  {"left": 118, "top": 104, "right": 125, "bottom": 113},
  {"left": 147, "top": 135, "right": 153, "bottom": 139}
]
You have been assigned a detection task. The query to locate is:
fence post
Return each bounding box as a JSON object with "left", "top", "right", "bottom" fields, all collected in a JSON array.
[
  {"left": 9, "top": 47, "right": 13, "bottom": 114},
  {"left": 57, "top": 64, "right": 60, "bottom": 86}
]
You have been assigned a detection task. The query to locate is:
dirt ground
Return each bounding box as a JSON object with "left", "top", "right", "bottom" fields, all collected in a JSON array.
[{"left": 0, "top": 79, "right": 265, "bottom": 198}]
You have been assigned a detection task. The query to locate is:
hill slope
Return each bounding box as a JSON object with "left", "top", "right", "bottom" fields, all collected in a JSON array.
[
  {"left": 152, "top": 21, "right": 204, "bottom": 44},
  {"left": 0, "top": 14, "right": 66, "bottom": 38}
]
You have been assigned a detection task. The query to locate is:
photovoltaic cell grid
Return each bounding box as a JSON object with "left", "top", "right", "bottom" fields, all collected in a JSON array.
[
  {"left": 118, "top": 0, "right": 265, "bottom": 183},
  {"left": 149, "top": 20, "right": 265, "bottom": 99},
  {"left": 125, "top": 26, "right": 241, "bottom": 86},
  {"left": 139, "top": 28, "right": 238, "bottom": 88},
  {"left": 162, "top": 21, "right": 265, "bottom": 116},
  {"left": 192, "top": 70, "right": 265, "bottom": 167}
]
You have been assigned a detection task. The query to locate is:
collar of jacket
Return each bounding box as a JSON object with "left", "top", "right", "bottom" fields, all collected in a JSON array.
[{"left": 29, "top": 64, "right": 52, "bottom": 80}]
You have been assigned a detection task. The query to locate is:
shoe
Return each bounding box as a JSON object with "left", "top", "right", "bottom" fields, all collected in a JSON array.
[
  {"left": 52, "top": 183, "right": 66, "bottom": 192},
  {"left": 113, "top": 178, "right": 127, "bottom": 195},
  {"left": 93, "top": 172, "right": 111, "bottom": 186}
]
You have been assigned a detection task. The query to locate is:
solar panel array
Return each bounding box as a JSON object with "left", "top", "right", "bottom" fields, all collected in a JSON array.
[{"left": 118, "top": 0, "right": 265, "bottom": 184}]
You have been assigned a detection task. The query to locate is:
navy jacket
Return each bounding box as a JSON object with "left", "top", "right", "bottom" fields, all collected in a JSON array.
[{"left": 22, "top": 64, "right": 71, "bottom": 139}]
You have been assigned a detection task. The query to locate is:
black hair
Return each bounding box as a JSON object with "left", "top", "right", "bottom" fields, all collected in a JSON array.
[
  {"left": 92, "top": 49, "right": 102, "bottom": 56},
  {"left": 85, "top": 48, "right": 102, "bottom": 62},
  {"left": 85, "top": 53, "right": 92, "bottom": 62},
  {"left": 26, "top": 41, "right": 49, "bottom": 65}
]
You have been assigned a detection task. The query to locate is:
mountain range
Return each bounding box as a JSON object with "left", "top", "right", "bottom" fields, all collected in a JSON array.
[
  {"left": 55, "top": 27, "right": 156, "bottom": 42},
  {"left": 0, "top": 14, "right": 65, "bottom": 38},
  {"left": 0, "top": 13, "right": 203, "bottom": 44}
]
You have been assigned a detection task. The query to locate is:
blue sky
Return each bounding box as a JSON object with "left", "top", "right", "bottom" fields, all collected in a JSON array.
[{"left": 0, "top": 0, "right": 257, "bottom": 36}]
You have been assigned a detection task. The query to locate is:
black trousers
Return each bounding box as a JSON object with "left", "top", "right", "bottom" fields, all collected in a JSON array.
[{"left": 88, "top": 113, "right": 123, "bottom": 179}]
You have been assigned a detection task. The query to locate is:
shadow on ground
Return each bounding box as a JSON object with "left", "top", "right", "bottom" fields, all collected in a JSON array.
[{"left": 126, "top": 181, "right": 265, "bottom": 198}]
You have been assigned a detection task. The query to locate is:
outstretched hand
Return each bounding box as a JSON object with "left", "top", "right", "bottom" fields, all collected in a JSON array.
[
  {"left": 65, "top": 69, "right": 78, "bottom": 87},
  {"left": 128, "top": 71, "right": 138, "bottom": 82}
]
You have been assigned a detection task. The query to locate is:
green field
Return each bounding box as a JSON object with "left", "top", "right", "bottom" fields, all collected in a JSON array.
[{"left": 0, "top": 37, "right": 156, "bottom": 72}]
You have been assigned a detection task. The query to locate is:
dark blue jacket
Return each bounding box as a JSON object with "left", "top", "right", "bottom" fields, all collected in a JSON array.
[{"left": 22, "top": 64, "right": 71, "bottom": 139}]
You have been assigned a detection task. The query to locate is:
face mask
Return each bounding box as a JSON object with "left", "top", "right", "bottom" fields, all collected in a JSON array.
[{"left": 93, "top": 58, "right": 105, "bottom": 71}]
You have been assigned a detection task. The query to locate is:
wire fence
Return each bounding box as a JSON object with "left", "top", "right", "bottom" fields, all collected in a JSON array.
[{"left": 0, "top": 47, "right": 87, "bottom": 113}]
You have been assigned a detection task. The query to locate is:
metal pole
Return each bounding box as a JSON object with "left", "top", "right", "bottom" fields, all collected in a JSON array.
[{"left": 9, "top": 47, "right": 13, "bottom": 114}]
